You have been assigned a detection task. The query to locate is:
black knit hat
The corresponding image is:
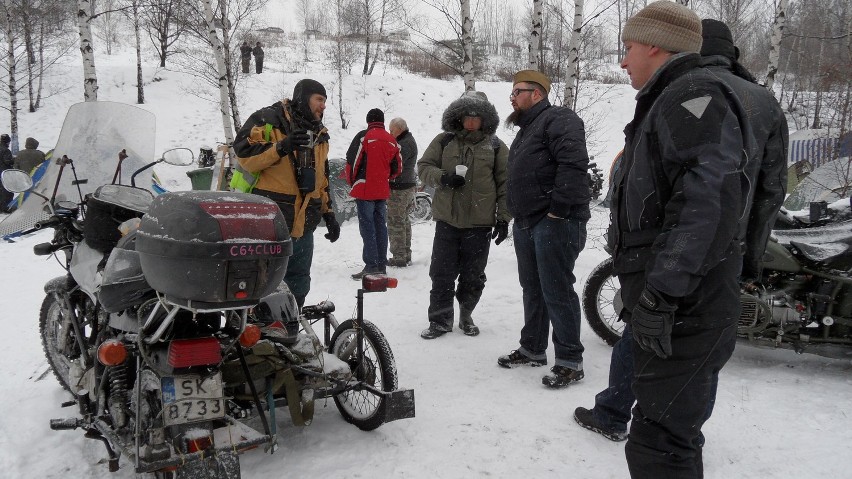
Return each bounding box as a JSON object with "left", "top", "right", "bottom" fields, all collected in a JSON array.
[
  {"left": 366, "top": 108, "right": 384, "bottom": 123},
  {"left": 292, "top": 79, "right": 327, "bottom": 106},
  {"left": 0, "top": 134, "right": 9, "bottom": 145},
  {"left": 701, "top": 19, "right": 738, "bottom": 60}
]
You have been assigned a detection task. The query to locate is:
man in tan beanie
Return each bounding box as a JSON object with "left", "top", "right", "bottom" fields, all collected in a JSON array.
[{"left": 577, "top": 2, "right": 754, "bottom": 477}]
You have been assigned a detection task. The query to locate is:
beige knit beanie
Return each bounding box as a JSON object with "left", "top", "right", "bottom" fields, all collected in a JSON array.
[{"left": 622, "top": 1, "right": 702, "bottom": 54}]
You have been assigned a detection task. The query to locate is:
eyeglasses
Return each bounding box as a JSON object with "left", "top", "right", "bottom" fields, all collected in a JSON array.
[{"left": 510, "top": 88, "right": 535, "bottom": 98}]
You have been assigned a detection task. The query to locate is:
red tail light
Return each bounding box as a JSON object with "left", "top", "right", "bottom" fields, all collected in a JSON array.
[
  {"left": 168, "top": 338, "right": 222, "bottom": 368},
  {"left": 199, "top": 202, "right": 279, "bottom": 241},
  {"left": 186, "top": 434, "right": 214, "bottom": 453},
  {"left": 363, "top": 275, "right": 398, "bottom": 292}
]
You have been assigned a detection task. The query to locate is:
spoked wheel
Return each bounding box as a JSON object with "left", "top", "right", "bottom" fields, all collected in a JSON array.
[
  {"left": 39, "top": 293, "right": 81, "bottom": 392},
  {"left": 329, "top": 319, "right": 398, "bottom": 431},
  {"left": 581, "top": 258, "right": 624, "bottom": 346},
  {"left": 408, "top": 194, "right": 432, "bottom": 223}
]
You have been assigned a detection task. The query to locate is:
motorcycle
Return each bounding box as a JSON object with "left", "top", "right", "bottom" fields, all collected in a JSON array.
[
  {"left": 582, "top": 211, "right": 852, "bottom": 359},
  {"left": 408, "top": 181, "right": 433, "bottom": 223}
]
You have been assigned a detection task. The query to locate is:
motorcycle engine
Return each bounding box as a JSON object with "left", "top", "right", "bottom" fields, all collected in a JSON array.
[{"left": 739, "top": 290, "right": 802, "bottom": 334}]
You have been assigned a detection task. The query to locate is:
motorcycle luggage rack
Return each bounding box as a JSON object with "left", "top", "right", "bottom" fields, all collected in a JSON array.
[{"left": 142, "top": 295, "right": 250, "bottom": 344}]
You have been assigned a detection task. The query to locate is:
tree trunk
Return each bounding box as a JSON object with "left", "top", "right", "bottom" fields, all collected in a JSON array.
[
  {"left": 461, "top": 0, "right": 475, "bottom": 91},
  {"left": 76, "top": 0, "right": 98, "bottom": 101},
  {"left": 764, "top": 0, "right": 788, "bottom": 92},
  {"left": 564, "top": 0, "right": 584, "bottom": 109},
  {"left": 367, "top": 0, "right": 387, "bottom": 75},
  {"left": 217, "top": 4, "right": 241, "bottom": 132},
  {"left": 132, "top": 0, "right": 144, "bottom": 104},
  {"left": 5, "top": 5, "right": 19, "bottom": 151},
  {"left": 811, "top": 22, "right": 829, "bottom": 130},
  {"left": 35, "top": 21, "right": 44, "bottom": 110},
  {"left": 202, "top": 0, "right": 235, "bottom": 148},
  {"left": 529, "top": 0, "right": 542, "bottom": 70}
]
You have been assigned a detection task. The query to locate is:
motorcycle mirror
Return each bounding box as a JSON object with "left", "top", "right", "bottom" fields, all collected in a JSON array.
[
  {"left": 160, "top": 148, "right": 195, "bottom": 167},
  {"left": 0, "top": 169, "right": 33, "bottom": 193}
]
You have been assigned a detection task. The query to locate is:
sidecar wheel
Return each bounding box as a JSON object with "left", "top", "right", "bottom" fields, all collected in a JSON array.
[
  {"left": 581, "top": 258, "right": 624, "bottom": 346},
  {"left": 39, "top": 293, "right": 78, "bottom": 392},
  {"left": 329, "top": 319, "right": 399, "bottom": 431},
  {"left": 408, "top": 194, "right": 432, "bottom": 223}
]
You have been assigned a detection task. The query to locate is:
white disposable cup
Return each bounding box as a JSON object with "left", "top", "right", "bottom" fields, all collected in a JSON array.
[{"left": 455, "top": 165, "right": 468, "bottom": 177}]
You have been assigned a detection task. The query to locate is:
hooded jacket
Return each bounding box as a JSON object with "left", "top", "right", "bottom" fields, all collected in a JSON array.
[
  {"left": 418, "top": 93, "right": 511, "bottom": 229},
  {"left": 701, "top": 54, "right": 788, "bottom": 279},
  {"left": 506, "top": 98, "right": 590, "bottom": 229},
  {"left": 345, "top": 123, "right": 402, "bottom": 200},
  {"left": 391, "top": 130, "right": 418, "bottom": 189},
  {"left": 608, "top": 53, "right": 754, "bottom": 324},
  {"left": 14, "top": 137, "right": 46, "bottom": 174},
  {"left": 233, "top": 99, "right": 332, "bottom": 238}
]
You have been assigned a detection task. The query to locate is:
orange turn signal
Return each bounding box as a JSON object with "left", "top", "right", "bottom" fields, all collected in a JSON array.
[
  {"left": 97, "top": 340, "right": 128, "bottom": 366},
  {"left": 239, "top": 324, "right": 262, "bottom": 347}
]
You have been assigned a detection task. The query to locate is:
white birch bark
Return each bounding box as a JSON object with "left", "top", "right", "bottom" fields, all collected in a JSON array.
[
  {"left": 564, "top": 0, "right": 584, "bottom": 109},
  {"left": 5, "top": 2, "right": 19, "bottom": 149},
  {"left": 529, "top": 0, "right": 542, "bottom": 70},
  {"left": 461, "top": 0, "right": 475, "bottom": 91},
  {"left": 764, "top": 0, "right": 789, "bottom": 92},
  {"left": 76, "top": 0, "right": 98, "bottom": 101},
  {"left": 202, "top": 0, "right": 235, "bottom": 152},
  {"left": 131, "top": 0, "right": 144, "bottom": 104}
]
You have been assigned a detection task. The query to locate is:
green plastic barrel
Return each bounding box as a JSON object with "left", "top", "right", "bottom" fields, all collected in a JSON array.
[{"left": 186, "top": 168, "right": 213, "bottom": 190}]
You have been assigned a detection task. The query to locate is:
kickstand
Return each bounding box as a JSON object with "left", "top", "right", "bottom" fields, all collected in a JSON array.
[
  {"left": 236, "top": 346, "right": 277, "bottom": 452},
  {"left": 85, "top": 428, "right": 120, "bottom": 472}
]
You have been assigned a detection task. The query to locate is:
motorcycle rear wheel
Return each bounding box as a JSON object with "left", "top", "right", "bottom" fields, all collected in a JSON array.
[
  {"left": 329, "top": 319, "right": 399, "bottom": 431},
  {"left": 408, "top": 194, "right": 432, "bottom": 223},
  {"left": 39, "top": 293, "right": 79, "bottom": 392},
  {"left": 581, "top": 258, "right": 624, "bottom": 346}
]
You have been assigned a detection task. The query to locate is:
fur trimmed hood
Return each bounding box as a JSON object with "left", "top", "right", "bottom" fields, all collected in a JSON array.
[{"left": 441, "top": 91, "right": 500, "bottom": 135}]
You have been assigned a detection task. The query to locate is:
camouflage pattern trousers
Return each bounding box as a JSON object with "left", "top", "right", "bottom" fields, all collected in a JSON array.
[{"left": 387, "top": 187, "right": 415, "bottom": 262}]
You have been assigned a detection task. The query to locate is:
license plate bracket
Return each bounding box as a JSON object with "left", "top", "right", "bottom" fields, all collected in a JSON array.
[{"left": 161, "top": 374, "right": 225, "bottom": 426}]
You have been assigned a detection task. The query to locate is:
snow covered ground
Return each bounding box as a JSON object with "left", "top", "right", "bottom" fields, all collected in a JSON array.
[{"left": 1, "top": 44, "right": 851, "bottom": 479}]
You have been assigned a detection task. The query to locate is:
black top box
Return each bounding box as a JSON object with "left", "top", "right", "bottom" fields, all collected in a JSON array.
[{"left": 136, "top": 191, "right": 292, "bottom": 309}]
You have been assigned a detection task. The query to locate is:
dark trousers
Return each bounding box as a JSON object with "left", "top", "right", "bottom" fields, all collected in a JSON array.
[
  {"left": 625, "top": 321, "right": 737, "bottom": 479},
  {"left": 241, "top": 57, "right": 250, "bottom": 73},
  {"left": 284, "top": 233, "right": 314, "bottom": 308},
  {"left": 255, "top": 57, "right": 263, "bottom": 73},
  {"left": 427, "top": 221, "right": 491, "bottom": 330}
]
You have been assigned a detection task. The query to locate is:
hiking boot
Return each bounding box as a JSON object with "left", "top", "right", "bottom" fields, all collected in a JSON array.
[
  {"left": 387, "top": 257, "right": 411, "bottom": 267},
  {"left": 497, "top": 350, "right": 546, "bottom": 368},
  {"left": 573, "top": 407, "right": 628, "bottom": 442},
  {"left": 351, "top": 268, "right": 385, "bottom": 280},
  {"left": 459, "top": 309, "right": 479, "bottom": 336},
  {"left": 420, "top": 324, "right": 450, "bottom": 340},
  {"left": 542, "top": 366, "right": 584, "bottom": 389}
]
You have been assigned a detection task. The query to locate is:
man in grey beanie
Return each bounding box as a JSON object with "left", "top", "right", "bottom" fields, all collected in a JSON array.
[{"left": 575, "top": 2, "right": 755, "bottom": 477}]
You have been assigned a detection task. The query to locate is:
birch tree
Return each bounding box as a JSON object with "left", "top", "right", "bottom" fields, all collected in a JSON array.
[
  {"left": 564, "top": 0, "right": 584, "bottom": 109},
  {"left": 202, "top": 0, "right": 234, "bottom": 146},
  {"left": 76, "top": 0, "right": 98, "bottom": 101},
  {"left": 764, "top": 0, "right": 788, "bottom": 91},
  {"left": 3, "top": 1, "right": 19, "bottom": 148},
  {"left": 126, "top": 0, "right": 143, "bottom": 104},
  {"left": 461, "top": 0, "right": 474, "bottom": 90},
  {"left": 529, "top": 0, "right": 542, "bottom": 69}
]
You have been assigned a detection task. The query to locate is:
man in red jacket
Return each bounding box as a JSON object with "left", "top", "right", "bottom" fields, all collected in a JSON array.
[{"left": 346, "top": 108, "right": 402, "bottom": 279}]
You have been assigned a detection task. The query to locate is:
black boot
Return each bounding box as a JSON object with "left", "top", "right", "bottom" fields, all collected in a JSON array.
[{"left": 458, "top": 309, "right": 480, "bottom": 336}]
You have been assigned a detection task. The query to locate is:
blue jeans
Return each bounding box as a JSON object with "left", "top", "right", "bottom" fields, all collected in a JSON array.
[
  {"left": 356, "top": 199, "right": 388, "bottom": 272},
  {"left": 513, "top": 216, "right": 586, "bottom": 369}
]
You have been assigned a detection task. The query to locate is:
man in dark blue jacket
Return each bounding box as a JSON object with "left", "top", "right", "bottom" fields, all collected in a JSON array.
[{"left": 497, "top": 70, "right": 591, "bottom": 389}]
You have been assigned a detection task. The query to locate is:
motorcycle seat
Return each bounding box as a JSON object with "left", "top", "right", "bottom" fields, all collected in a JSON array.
[{"left": 789, "top": 240, "right": 852, "bottom": 266}]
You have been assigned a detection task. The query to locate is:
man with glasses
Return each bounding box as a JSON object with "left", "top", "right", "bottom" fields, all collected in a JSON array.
[{"left": 497, "top": 70, "right": 591, "bottom": 390}]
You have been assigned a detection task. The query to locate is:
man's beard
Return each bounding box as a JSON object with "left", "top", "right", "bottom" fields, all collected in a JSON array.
[{"left": 504, "top": 109, "right": 522, "bottom": 128}]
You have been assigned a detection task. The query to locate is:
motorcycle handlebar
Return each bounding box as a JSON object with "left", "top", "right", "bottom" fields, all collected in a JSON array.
[{"left": 301, "top": 300, "right": 335, "bottom": 318}]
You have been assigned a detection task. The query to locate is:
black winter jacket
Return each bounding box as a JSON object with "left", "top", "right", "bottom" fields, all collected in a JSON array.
[
  {"left": 391, "top": 130, "right": 418, "bottom": 189},
  {"left": 506, "top": 99, "right": 590, "bottom": 229},
  {"left": 609, "top": 53, "right": 754, "bottom": 324},
  {"left": 701, "top": 55, "right": 789, "bottom": 279}
]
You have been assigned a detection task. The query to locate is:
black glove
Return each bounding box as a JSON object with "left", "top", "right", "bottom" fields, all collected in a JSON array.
[
  {"left": 631, "top": 286, "right": 677, "bottom": 359},
  {"left": 323, "top": 213, "right": 340, "bottom": 243},
  {"left": 492, "top": 220, "right": 509, "bottom": 245},
  {"left": 440, "top": 172, "right": 466, "bottom": 188},
  {"left": 276, "top": 129, "right": 311, "bottom": 155}
]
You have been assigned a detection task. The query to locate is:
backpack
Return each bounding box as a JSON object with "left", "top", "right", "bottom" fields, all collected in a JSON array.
[{"left": 229, "top": 123, "right": 275, "bottom": 193}]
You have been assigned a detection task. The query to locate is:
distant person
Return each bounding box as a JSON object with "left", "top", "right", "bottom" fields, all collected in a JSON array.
[
  {"left": 240, "top": 41, "right": 252, "bottom": 74},
  {"left": 0, "top": 134, "right": 15, "bottom": 213},
  {"left": 387, "top": 117, "right": 418, "bottom": 267},
  {"left": 497, "top": 70, "right": 590, "bottom": 390},
  {"left": 417, "top": 91, "right": 510, "bottom": 339},
  {"left": 232, "top": 79, "right": 340, "bottom": 308},
  {"left": 345, "top": 108, "right": 402, "bottom": 279},
  {"left": 14, "top": 137, "right": 46, "bottom": 175},
  {"left": 253, "top": 42, "right": 265, "bottom": 74}
]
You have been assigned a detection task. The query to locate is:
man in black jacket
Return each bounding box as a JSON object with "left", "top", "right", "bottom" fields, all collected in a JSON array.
[
  {"left": 387, "top": 117, "right": 418, "bottom": 267},
  {"left": 586, "top": 3, "right": 754, "bottom": 477},
  {"left": 574, "top": 18, "right": 789, "bottom": 453},
  {"left": 497, "top": 70, "right": 591, "bottom": 389}
]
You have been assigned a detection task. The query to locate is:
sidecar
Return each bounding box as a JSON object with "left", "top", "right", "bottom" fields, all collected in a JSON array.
[{"left": 222, "top": 277, "right": 416, "bottom": 434}]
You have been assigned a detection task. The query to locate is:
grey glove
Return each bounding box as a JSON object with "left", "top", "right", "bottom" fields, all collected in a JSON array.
[
  {"left": 631, "top": 286, "right": 677, "bottom": 359},
  {"left": 276, "top": 129, "right": 311, "bottom": 155}
]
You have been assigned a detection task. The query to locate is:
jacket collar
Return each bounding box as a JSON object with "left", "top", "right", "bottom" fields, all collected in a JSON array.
[
  {"left": 396, "top": 130, "right": 410, "bottom": 141},
  {"left": 635, "top": 52, "right": 701, "bottom": 103},
  {"left": 517, "top": 98, "right": 551, "bottom": 128},
  {"left": 367, "top": 122, "right": 385, "bottom": 130}
]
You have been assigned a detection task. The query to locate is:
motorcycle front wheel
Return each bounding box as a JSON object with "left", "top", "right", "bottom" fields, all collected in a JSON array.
[
  {"left": 408, "top": 194, "right": 432, "bottom": 223},
  {"left": 581, "top": 258, "right": 624, "bottom": 346},
  {"left": 39, "top": 293, "right": 80, "bottom": 392},
  {"left": 329, "top": 319, "right": 399, "bottom": 431}
]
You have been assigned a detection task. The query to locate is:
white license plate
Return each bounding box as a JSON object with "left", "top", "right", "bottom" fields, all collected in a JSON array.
[{"left": 161, "top": 374, "right": 225, "bottom": 426}]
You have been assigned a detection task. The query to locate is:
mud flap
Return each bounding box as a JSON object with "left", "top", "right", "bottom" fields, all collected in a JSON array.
[
  {"left": 178, "top": 449, "right": 241, "bottom": 478},
  {"left": 383, "top": 388, "right": 415, "bottom": 423}
]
